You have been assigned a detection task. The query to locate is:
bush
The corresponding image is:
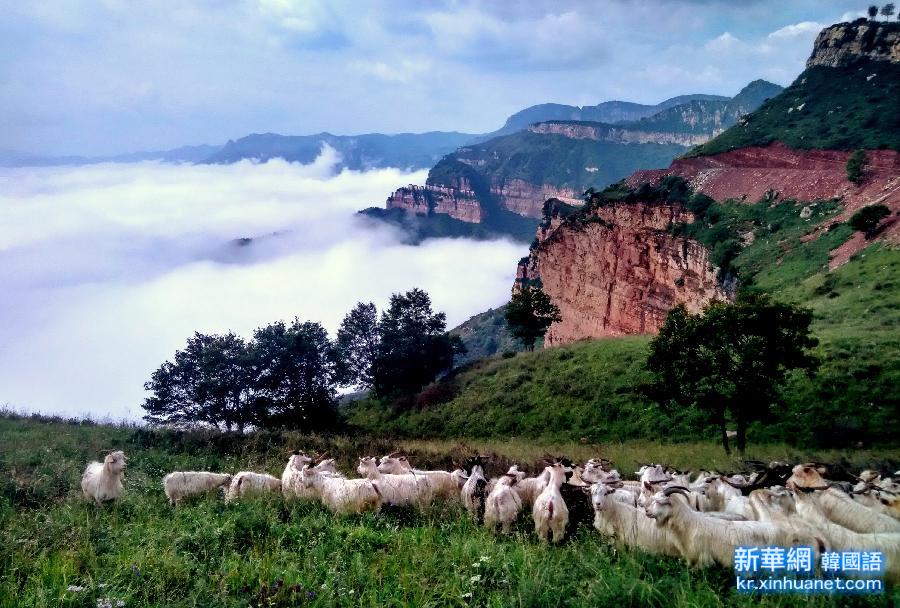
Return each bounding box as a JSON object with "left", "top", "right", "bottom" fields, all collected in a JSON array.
[
  {"left": 849, "top": 204, "right": 890, "bottom": 237},
  {"left": 846, "top": 149, "right": 867, "bottom": 184}
]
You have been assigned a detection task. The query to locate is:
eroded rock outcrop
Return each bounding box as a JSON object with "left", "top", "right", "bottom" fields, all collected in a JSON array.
[
  {"left": 527, "top": 122, "right": 714, "bottom": 147},
  {"left": 517, "top": 202, "right": 730, "bottom": 345},
  {"left": 807, "top": 21, "right": 900, "bottom": 68},
  {"left": 385, "top": 184, "right": 484, "bottom": 223}
]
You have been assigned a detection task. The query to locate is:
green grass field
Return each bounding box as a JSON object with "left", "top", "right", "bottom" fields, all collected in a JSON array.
[{"left": 2, "top": 414, "right": 898, "bottom": 607}]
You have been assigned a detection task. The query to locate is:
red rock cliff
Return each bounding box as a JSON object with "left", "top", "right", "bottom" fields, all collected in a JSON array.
[{"left": 517, "top": 202, "right": 731, "bottom": 345}]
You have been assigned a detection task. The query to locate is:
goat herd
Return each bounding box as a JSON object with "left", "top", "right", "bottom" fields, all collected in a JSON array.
[{"left": 80, "top": 450, "right": 900, "bottom": 582}]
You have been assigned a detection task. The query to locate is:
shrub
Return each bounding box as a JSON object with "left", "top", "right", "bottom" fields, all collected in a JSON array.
[
  {"left": 846, "top": 149, "right": 867, "bottom": 184},
  {"left": 849, "top": 204, "right": 890, "bottom": 237}
]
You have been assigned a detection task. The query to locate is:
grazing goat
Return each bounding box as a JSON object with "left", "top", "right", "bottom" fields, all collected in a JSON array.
[
  {"left": 282, "top": 453, "right": 337, "bottom": 500},
  {"left": 791, "top": 489, "right": 900, "bottom": 583},
  {"left": 163, "top": 472, "right": 232, "bottom": 505},
  {"left": 225, "top": 472, "right": 281, "bottom": 503},
  {"left": 509, "top": 465, "right": 550, "bottom": 508},
  {"left": 81, "top": 450, "right": 127, "bottom": 505},
  {"left": 300, "top": 466, "right": 382, "bottom": 515},
  {"left": 533, "top": 463, "right": 569, "bottom": 543},
  {"left": 358, "top": 456, "right": 433, "bottom": 507},
  {"left": 646, "top": 487, "right": 821, "bottom": 568},
  {"left": 484, "top": 474, "right": 522, "bottom": 534},
  {"left": 377, "top": 454, "right": 461, "bottom": 501},
  {"left": 588, "top": 483, "right": 682, "bottom": 556},
  {"left": 788, "top": 464, "right": 900, "bottom": 533},
  {"left": 461, "top": 464, "right": 488, "bottom": 522}
]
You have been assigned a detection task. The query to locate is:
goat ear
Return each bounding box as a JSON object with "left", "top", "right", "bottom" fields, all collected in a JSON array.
[
  {"left": 816, "top": 466, "right": 827, "bottom": 475},
  {"left": 643, "top": 481, "right": 652, "bottom": 491}
]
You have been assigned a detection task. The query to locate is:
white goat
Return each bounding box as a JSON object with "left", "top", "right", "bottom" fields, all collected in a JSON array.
[
  {"left": 300, "top": 466, "right": 382, "bottom": 515},
  {"left": 282, "top": 453, "right": 338, "bottom": 500},
  {"left": 81, "top": 451, "right": 127, "bottom": 505},
  {"left": 162, "top": 471, "right": 232, "bottom": 505},
  {"left": 358, "top": 456, "right": 433, "bottom": 507},
  {"left": 792, "top": 489, "right": 900, "bottom": 584},
  {"left": 461, "top": 464, "right": 488, "bottom": 521},
  {"left": 809, "top": 488, "right": 900, "bottom": 534},
  {"left": 377, "top": 454, "right": 461, "bottom": 501},
  {"left": 484, "top": 474, "right": 522, "bottom": 534},
  {"left": 225, "top": 472, "right": 281, "bottom": 503},
  {"left": 646, "top": 487, "right": 821, "bottom": 568},
  {"left": 533, "top": 463, "right": 569, "bottom": 543},
  {"left": 508, "top": 465, "right": 550, "bottom": 508},
  {"left": 589, "top": 483, "right": 682, "bottom": 556}
]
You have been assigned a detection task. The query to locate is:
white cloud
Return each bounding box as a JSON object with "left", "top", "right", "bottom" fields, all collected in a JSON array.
[
  {"left": 767, "top": 21, "right": 825, "bottom": 40},
  {"left": 0, "top": 152, "right": 524, "bottom": 419}
]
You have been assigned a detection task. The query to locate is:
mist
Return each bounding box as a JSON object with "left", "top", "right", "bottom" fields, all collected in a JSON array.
[{"left": 0, "top": 149, "right": 525, "bottom": 420}]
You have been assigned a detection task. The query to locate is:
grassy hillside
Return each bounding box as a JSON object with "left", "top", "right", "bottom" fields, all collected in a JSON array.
[
  {"left": 688, "top": 59, "right": 900, "bottom": 156},
  {"left": 350, "top": 194, "right": 900, "bottom": 446},
  {"left": 2, "top": 414, "right": 897, "bottom": 607}
]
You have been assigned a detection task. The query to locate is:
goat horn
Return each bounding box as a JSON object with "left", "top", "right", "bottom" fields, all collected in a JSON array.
[{"left": 662, "top": 486, "right": 690, "bottom": 497}]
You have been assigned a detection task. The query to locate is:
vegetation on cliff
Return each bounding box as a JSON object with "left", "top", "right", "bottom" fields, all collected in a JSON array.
[
  {"left": 688, "top": 58, "right": 900, "bottom": 155},
  {"left": 428, "top": 132, "right": 685, "bottom": 193}
]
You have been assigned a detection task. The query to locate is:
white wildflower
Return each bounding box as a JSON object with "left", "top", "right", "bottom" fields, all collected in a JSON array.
[
  {"left": 469, "top": 574, "right": 481, "bottom": 584},
  {"left": 66, "top": 585, "right": 84, "bottom": 592}
]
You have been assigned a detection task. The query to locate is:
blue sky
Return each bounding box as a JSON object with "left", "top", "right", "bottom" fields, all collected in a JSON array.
[{"left": 1, "top": 0, "right": 869, "bottom": 156}]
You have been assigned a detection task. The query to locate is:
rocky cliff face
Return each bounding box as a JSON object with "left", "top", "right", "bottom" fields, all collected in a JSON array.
[
  {"left": 528, "top": 123, "right": 712, "bottom": 146},
  {"left": 385, "top": 181, "right": 576, "bottom": 223},
  {"left": 517, "top": 202, "right": 730, "bottom": 345},
  {"left": 385, "top": 184, "right": 485, "bottom": 223},
  {"left": 807, "top": 21, "right": 900, "bottom": 68}
]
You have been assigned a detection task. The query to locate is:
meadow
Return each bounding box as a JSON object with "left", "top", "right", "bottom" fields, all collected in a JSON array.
[{"left": 2, "top": 413, "right": 898, "bottom": 607}]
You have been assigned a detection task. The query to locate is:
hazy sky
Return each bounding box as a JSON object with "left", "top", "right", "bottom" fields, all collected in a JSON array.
[
  {"left": 0, "top": 151, "right": 524, "bottom": 419},
  {"left": 1, "top": 0, "right": 867, "bottom": 156}
]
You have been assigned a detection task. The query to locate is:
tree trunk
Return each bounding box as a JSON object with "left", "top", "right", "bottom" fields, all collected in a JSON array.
[
  {"left": 719, "top": 416, "right": 731, "bottom": 455},
  {"left": 736, "top": 414, "right": 747, "bottom": 459}
]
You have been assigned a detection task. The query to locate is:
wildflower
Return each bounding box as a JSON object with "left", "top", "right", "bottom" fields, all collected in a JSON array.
[
  {"left": 469, "top": 574, "right": 481, "bottom": 584},
  {"left": 116, "top": 602, "right": 126, "bottom": 608},
  {"left": 96, "top": 599, "right": 112, "bottom": 608},
  {"left": 66, "top": 585, "right": 84, "bottom": 592},
  {"left": 479, "top": 555, "right": 489, "bottom": 563},
  {"left": 462, "top": 592, "right": 472, "bottom": 599}
]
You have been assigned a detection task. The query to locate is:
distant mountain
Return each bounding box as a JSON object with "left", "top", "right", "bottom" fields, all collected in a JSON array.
[
  {"left": 493, "top": 93, "right": 730, "bottom": 136},
  {"left": 0, "top": 144, "right": 223, "bottom": 168},
  {"left": 365, "top": 80, "right": 781, "bottom": 241},
  {"left": 202, "top": 131, "right": 477, "bottom": 171}
]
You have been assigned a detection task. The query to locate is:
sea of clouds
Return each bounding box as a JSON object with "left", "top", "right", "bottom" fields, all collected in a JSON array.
[{"left": 0, "top": 148, "right": 525, "bottom": 420}]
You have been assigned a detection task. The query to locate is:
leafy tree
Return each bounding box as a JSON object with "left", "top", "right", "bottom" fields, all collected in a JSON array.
[
  {"left": 505, "top": 285, "right": 562, "bottom": 351},
  {"left": 845, "top": 149, "right": 867, "bottom": 184},
  {"left": 250, "top": 319, "right": 339, "bottom": 430},
  {"left": 647, "top": 293, "right": 818, "bottom": 456},
  {"left": 848, "top": 204, "right": 890, "bottom": 238},
  {"left": 881, "top": 3, "right": 895, "bottom": 19},
  {"left": 868, "top": 5, "right": 879, "bottom": 18},
  {"left": 372, "top": 288, "right": 463, "bottom": 397},
  {"left": 143, "top": 332, "right": 256, "bottom": 431},
  {"left": 336, "top": 302, "right": 380, "bottom": 390}
]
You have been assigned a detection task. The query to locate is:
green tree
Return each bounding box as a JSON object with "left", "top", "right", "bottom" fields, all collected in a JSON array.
[
  {"left": 336, "top": 302, "right": 380, "bottom": 390},
  {"left": 845, "top": 149, "right": 867, "bottom": 184},
  {"left": 647, "top": 293, "right": 818, "bottom": 456},
  {"left": 881, "top": 3, "right": 895, "bottom": 19},
  {"left": 505, "top": 285, "right": 562, "bottom": 351},
  {"left": 143, "top": 332, "right": 256, "bottom": 431},
  {"left": 250, "top": 319, "right": 340, "bottom": 430},
  {"left": 869, "top": 5, "right": 879, "bottom": 18},
  {"left": 372, "top": 288, "right": 464, "bottom": 397},
  {"left": 848, "top": 204, "right": 890, "bottom": 238}
]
